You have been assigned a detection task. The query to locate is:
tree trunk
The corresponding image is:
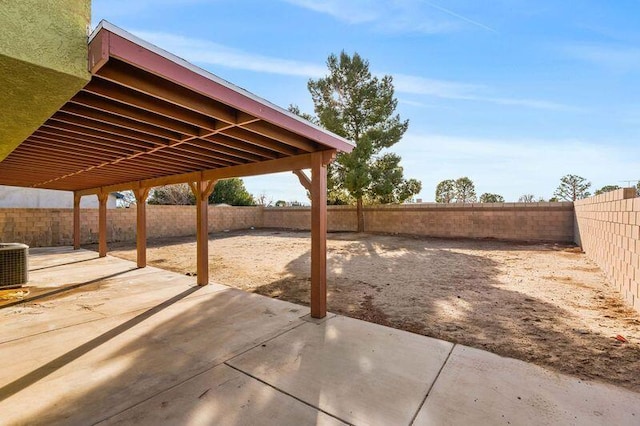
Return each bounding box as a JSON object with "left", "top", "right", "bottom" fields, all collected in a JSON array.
[{"left": 356, "top": 197, "right": 365, "bottom": 233}]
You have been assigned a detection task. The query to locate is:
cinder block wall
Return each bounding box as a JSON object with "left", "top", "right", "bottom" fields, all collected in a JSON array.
[
  {"left": 0, "top": 205, "right": 263, "bottom": 247},
  {"left": 263, "top": 203, "right": 575, "bottom": 242},
  {"left": 574, "top": 188, "right": 640, "bottom": 311},
  {"left": 1, "top": 203, "right": 575, "bottom": 246},
  {"left": 263, "top": 205, "right": 357, "bottom": 231},
  {"left": 365, "top": 203, "right": 574, "bottom": 241}
]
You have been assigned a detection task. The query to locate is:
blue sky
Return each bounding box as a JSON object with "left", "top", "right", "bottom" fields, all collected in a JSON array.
[{"left": 92, "top": 0, "right": 640, "bottom": 203}]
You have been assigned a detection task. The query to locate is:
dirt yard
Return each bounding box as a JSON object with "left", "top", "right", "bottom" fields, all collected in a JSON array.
[{"left": 98, "top": 230, "right": 640, "bottom": 392}]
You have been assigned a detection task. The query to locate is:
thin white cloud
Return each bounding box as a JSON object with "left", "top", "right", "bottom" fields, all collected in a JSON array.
[
  {"left": 393, "top": 74, "right": 573, "bottom": 111},
  {"left": 564, "top": 43, "right": 640, "bottom": 73},
  {"left": 397, "top": 99, "right": 444, "bottom": 109},
  {"left": 420, "top": 0, "right": 498, "bottom": 33},
  {"left": 393, "top": 74, "right": 482, "bottom": 98},
  {"left": 133, "top": 31, "right": 327, "bottom": 78},
  {"left": 133, "top": 30, "right": 571, "bottom": 111},
  {"left": 282, "top": 0, "right": 380, "bottom": 24},
  {"left": 282, "top": 0, "right": 493, "bottom": 34},
  {"left": 463, "top": 96, "right": 574, "bottom": 111}
]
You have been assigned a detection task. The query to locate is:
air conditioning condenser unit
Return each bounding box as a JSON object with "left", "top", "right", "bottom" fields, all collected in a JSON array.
[{"left": 0, "top": 243, "right": 29, "bottom": 288}]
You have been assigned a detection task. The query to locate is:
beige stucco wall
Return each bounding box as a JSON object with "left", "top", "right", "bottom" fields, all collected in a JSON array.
[
  {"left": 0, "top": 0, "right": 91, "bottom": 160},
  {"left": 574, "top": 188, "right": 640, "bottom": 312}
]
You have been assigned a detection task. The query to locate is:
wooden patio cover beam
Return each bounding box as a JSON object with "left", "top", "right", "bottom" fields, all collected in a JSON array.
[{"left": 75, "top": 150, "right": 337, "bottom": 197}]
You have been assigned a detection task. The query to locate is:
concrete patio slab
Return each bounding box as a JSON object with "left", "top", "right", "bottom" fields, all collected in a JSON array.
[
  {"left": 2, "top": 248, "right": 640, "bottom": 425},
  {"left": 227, "top": 315, "right": 454, "bottom": 426},
  {"left": 0, "top": 251, "right": 306, "bottom": 424},
  {"left": 28, "top": 246, "right": 99, "bottom": 270},
  {"left": 414, "top": 345, "right": 640, "bottom": 426},
  {"left": 101, "top": 363, "right": 346, "bottom": 425},
  {"left": 0, "top": 249, "right": 228, "bottom": 342},
  {"left": 1, "top": 271, "right": 306, "bottom": 424}
]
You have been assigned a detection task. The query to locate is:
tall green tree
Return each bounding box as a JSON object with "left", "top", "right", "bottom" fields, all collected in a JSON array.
[
  {"left": 368, "top": 153, "right": 421, "bottom": 203},
  {"left": 435, "top": 179, "right": 456, "bottom": 203},
  {"left": 554, "top": 174, "right": 591, "bottom": 201},
  {"left": 455, "top": 177, "right": 477, "bottom": 203},
  {"left": 208, "top": 178, "right": 255, "bottom": 206},
  {"left": 306, "top": 51, "right": 419, "bottom": 231},
  {"left": 594, "top": 185, "right": 620, "bottom": 195},
  {"left": 148, "top": 179, "right": 255, "bottom": 206},
  {"left": 148, "top": 184, "right": 194, "bottom": 205},
  {"left": 479, "top": 193, "right": 504, "bottom": 203},
  {"left": 435, "top": 177, "right": 477, "bottom": 203}
]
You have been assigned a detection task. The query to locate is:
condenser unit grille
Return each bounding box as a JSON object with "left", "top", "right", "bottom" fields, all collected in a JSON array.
[{"left": 0, "top": 243, "right": 29, "bottom": 288}]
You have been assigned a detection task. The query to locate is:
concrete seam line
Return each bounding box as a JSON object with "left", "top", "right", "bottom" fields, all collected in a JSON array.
[
  {"left": 94, "top": 321, "right": 307, "bottom": 424},
  {"left": 224, "top": 362, "right": 355, "bottom": 426},
  {"left": 94, "top": 362, "right": 231, "bottom": 424},
  {"left": 409, "top": 343, "right": 456, "bottom": 425},
  {"left": 224, "top": 320, "right": 309, "bottom": 362},
  {"left": 0, "top": 310, "right": 114, "bottom": 346}
]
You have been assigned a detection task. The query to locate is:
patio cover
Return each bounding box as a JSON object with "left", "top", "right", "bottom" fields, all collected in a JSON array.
[{"left": 0, "top": 21, "right": 353, "bottom": 318}]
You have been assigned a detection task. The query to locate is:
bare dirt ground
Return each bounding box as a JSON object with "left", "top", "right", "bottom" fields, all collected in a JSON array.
[{"left": 96, "top": 230, "right": 640, "bottom": 392}]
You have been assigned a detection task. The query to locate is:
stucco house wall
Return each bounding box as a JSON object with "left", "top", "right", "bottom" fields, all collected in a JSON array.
[{"left": 0, "top": 0, "right": 91, "bottom": 160}]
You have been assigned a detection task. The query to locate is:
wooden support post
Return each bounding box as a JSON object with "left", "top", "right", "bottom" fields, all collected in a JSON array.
[
  {"left": 310, "top": 152, "right": 328, "bottom": 318},
  {"left": 134, "top": 187, "right": 151, "bottom": 268},
  {"left": 73, "top": 193, "right": 81, "bottom": 250},
  {"left": 189, "top": 180, "right": 217, "bottom": 285},
  {"left": 97, "top": 192, "right": 109, "bottom": 258}
]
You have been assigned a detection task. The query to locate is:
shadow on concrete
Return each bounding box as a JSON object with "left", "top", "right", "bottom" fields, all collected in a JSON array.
[
  {"left": 28, "top": 256, "right": 99, "bottom": 272},
  {"left": 0, "top": 286, "right": 201, "bottom": 401},
  {"left": 13, "top": 286, "right": 317, "bottom": 424},
  {"left": 0, "top": 268, "right": 136, "bottom": 309}
]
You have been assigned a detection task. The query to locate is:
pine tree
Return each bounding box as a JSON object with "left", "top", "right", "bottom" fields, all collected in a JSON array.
[
  {"left": 307, "top": 51, "right": 419, "bottom": 231},
  {"left": 553, "top": 174, "right": 591, "bottom": 201},
  {"left": 479, "top": 193, "right": 504, "bottom": 203},
  {"left": 435, "top": 179, "right": 456, "bottom": 203}
]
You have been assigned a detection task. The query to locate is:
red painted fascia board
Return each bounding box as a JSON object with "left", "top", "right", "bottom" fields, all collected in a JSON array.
[{"left": 88, "top": 29, "right": 109, "bottom": 74}]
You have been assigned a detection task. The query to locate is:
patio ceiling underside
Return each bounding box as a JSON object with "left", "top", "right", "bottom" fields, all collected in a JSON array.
[{"left": 0, "top": 25, "right": 351, "bottom": 193}]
